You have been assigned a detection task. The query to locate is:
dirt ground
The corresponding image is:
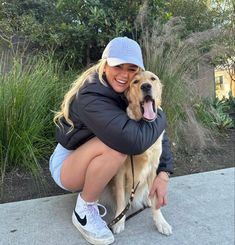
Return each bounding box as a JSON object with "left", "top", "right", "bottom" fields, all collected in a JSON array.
[{"left": 0, "top": 129, "right": 234, "bottom": 204}]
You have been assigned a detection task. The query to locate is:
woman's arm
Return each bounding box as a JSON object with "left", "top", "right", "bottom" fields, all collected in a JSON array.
[
  {"left": 157, "top": 132, "right": 174, "bottom": 175},
  {"left": 150, "top": 132, "right": 174, "bottom": 209},
  {"left": 74, "top": 88, "right": 166, "bottom": 155}
]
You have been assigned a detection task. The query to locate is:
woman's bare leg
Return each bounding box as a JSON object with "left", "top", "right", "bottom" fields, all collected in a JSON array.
[{"left": 60, "top": 137, "right": 127, "bottom": 202}]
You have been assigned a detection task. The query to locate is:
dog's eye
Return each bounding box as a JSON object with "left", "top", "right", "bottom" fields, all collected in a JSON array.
[
  {"left": 133, "top": 80, "right": 139, "bottom": 84},
  {"left": 150, "top": 77, "right": 156, "bottom": 81}
]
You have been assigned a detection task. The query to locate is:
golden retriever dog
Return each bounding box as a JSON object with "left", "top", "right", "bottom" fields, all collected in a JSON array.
[{"left": 110, "top": 71, "right": 172, "bottom": 235}]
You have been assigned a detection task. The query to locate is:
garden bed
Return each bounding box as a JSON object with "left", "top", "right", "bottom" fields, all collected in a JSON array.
[{"left": 0, "top": 129, "right": 234, "bottom": 204}]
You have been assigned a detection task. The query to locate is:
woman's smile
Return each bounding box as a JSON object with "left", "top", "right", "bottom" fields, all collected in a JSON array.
[{"left": 104, "top": 64, "right": 139, "bottom": 93}]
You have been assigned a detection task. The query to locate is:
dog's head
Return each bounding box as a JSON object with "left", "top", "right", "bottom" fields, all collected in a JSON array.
[{"left": 125, "top": 71, "right": 162, "bottom": 121}]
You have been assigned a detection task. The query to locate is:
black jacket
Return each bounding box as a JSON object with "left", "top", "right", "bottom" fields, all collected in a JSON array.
[{"left": 56, "top": 73, "right": 174, "bottom": 174}]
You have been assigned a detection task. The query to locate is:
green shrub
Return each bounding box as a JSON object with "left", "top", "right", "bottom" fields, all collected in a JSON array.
[
  {"left": 216, "top": 92, "right": 235, "bottom": 115},
  {"left": 212, "top": 97, "right": 234, "bottom": 129},
  {"left": 139, "top": 17, "right": 227, "bottom": 149},
  {"left": 194, "top": 97, "right": 234, "bottom": 130},
  {"left": 0, "top": 54, "right": 72, "bottom": 182},
  {"left": 140, "top": 18, "right": 205, "bottom": 146}
]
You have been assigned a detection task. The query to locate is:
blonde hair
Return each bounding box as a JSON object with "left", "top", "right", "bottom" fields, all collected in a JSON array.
[{"left": 53, "top": 59, "right": 107, "bottom": 130}]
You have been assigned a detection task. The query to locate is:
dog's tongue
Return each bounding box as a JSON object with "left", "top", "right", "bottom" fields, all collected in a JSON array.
[{"left": 143, "top": 101, "right": 156, "bottom": 121}]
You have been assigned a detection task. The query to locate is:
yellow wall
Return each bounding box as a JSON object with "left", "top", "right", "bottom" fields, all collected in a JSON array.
[{"left": 215, "top": 68, "right": 235, "bottom": 100}]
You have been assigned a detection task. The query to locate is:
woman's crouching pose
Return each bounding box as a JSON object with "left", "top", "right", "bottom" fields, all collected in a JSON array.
[{"left": 49, "top": 37, "right": 173, "bottom": 245}]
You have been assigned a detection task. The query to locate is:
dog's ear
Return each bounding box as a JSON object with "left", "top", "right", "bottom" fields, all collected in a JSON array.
[{"left": 155, "top": 79, "right": 163, "bottom": 107}]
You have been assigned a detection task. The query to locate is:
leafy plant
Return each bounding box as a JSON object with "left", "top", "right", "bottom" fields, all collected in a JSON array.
[
  {"left": 212, "top": 97, "right": 234, "bottom": 129},
  {"left": 0, "top": 53, "right": 72, "bottom": 182},
  {"left": 140, "top": 17, "right": 215, "bottom": 147},
  {"left": 0, "top": 0, "right": 153, "bottom": 67},
  {"left": 217, "top": 92, "right": 235, "bottom": 115},
  {"left": 194, "top": 97, "right": 234, "bottom": 131}
]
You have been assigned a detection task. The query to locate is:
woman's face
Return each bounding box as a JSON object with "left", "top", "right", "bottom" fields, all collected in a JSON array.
[{"left": 104, "top": 63, "right": 139, "bottom": 93}]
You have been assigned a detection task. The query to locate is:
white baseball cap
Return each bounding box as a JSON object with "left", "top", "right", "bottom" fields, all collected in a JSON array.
[{"left": 102, "top": 37, "right": 145, "bottom": 70}]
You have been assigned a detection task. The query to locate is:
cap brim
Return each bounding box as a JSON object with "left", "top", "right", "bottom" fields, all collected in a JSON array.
[{"left": 107, "top": 58, "right": 145, "bottom": 70}]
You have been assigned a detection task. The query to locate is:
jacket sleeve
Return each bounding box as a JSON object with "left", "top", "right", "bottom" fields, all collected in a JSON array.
[
  {"left": 157, "top": 132, "right": 174, "bottom": 175},
  {"left": 74, "top": 90, "right": 167, "bottom": 155}
]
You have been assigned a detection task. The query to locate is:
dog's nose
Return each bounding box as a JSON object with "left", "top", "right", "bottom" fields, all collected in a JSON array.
[{"left": 141, "top": 83, "right": 152, "bottom": 93}]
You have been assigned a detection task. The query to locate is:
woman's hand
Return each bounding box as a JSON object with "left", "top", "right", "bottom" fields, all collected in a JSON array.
[{"left": 149, "top": 171, "right": 170, "bottom": 209}]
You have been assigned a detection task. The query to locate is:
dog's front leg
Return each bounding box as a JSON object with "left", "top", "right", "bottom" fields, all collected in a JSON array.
[
  {"left": 145, "top": 170, "right": 156, "bottom": 207},
  {"left": 112, "top": 168, "right": 126, "bottom": 234},
  {"left": 151, "top": 196, "right": 172, "bottom": 235}
]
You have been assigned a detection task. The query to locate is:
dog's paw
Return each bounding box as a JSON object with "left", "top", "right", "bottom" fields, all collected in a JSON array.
[
  {"left": 155, "top": 219, "right": 172, "bottom": 236},
  {"left": 112, "top": 220, "right": 125, "bottom": 234}
]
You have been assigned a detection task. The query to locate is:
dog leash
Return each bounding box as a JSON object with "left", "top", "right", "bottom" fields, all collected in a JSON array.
[{"left": 108, "top": 155, "right": 140, "bottom": 228}]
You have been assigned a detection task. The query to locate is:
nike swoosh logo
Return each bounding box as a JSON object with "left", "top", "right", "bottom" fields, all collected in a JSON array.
[{"left": 74, "top": 210, "right": 87, "bottom": 226}]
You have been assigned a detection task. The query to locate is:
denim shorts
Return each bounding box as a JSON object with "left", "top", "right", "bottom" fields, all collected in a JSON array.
[{"left": 49, "top": 143, "right": 73, "bottom": 190}]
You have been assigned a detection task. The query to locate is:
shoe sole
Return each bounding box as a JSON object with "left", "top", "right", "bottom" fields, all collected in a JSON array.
[{"left": 72, "top": 211, "right": 114, "bottom": 245}]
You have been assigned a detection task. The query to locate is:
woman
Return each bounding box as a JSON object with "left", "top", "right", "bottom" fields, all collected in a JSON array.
[{"left": 50, "top": 37, "right": 173, "bottom": 245}]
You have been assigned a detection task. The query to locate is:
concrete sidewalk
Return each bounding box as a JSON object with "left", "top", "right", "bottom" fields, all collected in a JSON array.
[{"left": 0, "top": 168, "right": 234, "bottom": 245}]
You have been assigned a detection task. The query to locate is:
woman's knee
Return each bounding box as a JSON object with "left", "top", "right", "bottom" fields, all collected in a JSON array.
[
  {"left": 104, "top": 147, "right": 127, "bottom": 163},
  {"left": 94, "top": 138, "right": 127, "bottom": 162},
  {"left": 87, "top": 137, "right": 127, "bottom": 163}
]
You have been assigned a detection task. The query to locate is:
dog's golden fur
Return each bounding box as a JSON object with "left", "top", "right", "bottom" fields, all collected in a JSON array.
[{"left": 109, "top": 71, "right": 172, "bottom": 235}]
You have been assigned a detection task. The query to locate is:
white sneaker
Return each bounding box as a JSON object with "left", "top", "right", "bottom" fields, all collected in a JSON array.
[{"left": 72, "top": 194, "right": 114, "bottom": 245}]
